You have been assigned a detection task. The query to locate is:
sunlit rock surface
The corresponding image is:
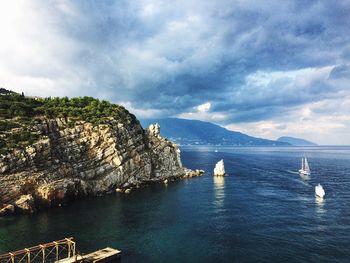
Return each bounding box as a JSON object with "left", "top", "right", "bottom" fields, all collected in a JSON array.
[
  {"left": 214, "top": 159, "right": 226, "bottom": 176},
  {"left": 0, "top": 119, "right": 197, "bottom": 215}
]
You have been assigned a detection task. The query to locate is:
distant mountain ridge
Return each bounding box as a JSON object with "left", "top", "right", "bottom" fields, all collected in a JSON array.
[
  {"left": 140, "top": 118, "right": 289, "bottom": 146},
  {"left": 277, "top": 136, "right": 317, "bottom": 146}
]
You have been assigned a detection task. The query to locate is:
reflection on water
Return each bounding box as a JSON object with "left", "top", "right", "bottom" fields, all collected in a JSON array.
[
  {"left": 299, "top": 173, "right": 310, "bottom": 181},
  {"left": 213, "top": 176, "right": 225, "bottom": 208},
  {"left": 315, "top": 196, "right": 326, "bottom": 216},
  {"left": 315, "top": 196, "right": 325, "bottom": 207}
]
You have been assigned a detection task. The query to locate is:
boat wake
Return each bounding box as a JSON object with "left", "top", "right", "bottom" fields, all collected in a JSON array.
[
  {"left": 287, "top": 169, "right": 310, "bottom": 181},
  {"left": 284, "top": 170, "right": 311, "bottom": 186}
]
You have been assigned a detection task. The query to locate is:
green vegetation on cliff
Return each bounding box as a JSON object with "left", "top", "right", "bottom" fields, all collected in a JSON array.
[{"left": 0, "top": 90, "right": 138, "bottom": 154}]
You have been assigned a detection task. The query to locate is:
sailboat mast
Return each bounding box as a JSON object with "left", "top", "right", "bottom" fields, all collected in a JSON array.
[{"left": 301, "top": 158, "right": 304, "bottom": 170}]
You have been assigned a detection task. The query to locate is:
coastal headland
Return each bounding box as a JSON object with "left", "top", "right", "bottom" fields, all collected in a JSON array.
[{"left": 0, "top": 91, "right": 203, "bottom": 216}]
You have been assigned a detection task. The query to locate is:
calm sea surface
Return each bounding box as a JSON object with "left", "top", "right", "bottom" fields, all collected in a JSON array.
[{"left": 1, "top": 146, "right": 350, "bottom": 262}]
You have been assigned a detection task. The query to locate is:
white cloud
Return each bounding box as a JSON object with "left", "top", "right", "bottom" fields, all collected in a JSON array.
[
  {"left": 197, "top": 102, "right": 211, "bottom": 112},
  {"left": 0, "top": 1, "right": 85, "bottom": 97},
  {"left": 117, "top": 101, "right": 165, "bottom": 119},
  {"left": 231, "top": 65, "right": 336, "bottom": 107},
  {"left": 246, "top": 67, "right": 333, "bottom": 88},
  {"left": 177, "top": 102, "right": 227, "bottom": 122},
  {"left": 225, "top": 95, "right": 350, "bottom": 145},
  {"left": 177, "top": 111, "right": 228, "bottom": 123}
]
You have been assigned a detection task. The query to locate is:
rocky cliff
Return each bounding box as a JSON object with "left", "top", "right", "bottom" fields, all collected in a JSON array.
[{"left": 0, "top": 118, "right": 201, "bottom": 216}]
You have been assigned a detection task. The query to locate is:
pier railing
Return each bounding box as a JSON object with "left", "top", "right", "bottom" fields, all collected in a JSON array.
[{"left": 0, "top": 237, "right": 76, "bottom": 263}]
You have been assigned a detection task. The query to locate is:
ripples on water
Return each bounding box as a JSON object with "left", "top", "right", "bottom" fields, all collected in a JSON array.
[{"left": 1, "top": 146, "right": 350, "bottom": 262}]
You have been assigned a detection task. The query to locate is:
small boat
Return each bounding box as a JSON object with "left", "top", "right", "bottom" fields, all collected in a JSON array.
[
  {"left": 315, "top": 183, "right": 325, "bottom": 198},
  {"left": 299, "top": 157, "right": 310, "bottom": 176},
  {"left": 214, "top": 149, "right": 218, "bottom": 153}
]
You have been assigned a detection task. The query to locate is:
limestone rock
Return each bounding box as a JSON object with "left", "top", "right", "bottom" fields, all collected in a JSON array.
[
  {"left": 183, "top": 169, "right": 205, "bottom": 178},
  {"left": 15, "top": 194, "right": 35, "bottom": 213},
  {"left": 148, "top": 123, "right": 160, "bottom": 137},
  {"left": 0, "top": 204, "right": 15, "bottom": 216},
  {"left": 0, "top": 119, "right": 201, "bottom": 216},
  {"left": 214, "top": 160, "right": 225, "bottom": 176},
  {"left": 115, "top": 188, "right": 123, "bottom": 193}
]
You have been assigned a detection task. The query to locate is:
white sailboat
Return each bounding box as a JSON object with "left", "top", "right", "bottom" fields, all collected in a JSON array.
[
  {"left": 299, "top": 157, "right": 310, "bottom": 176},
  {"left": 315, "top": 183, "right": 325, "bottom": 198}
]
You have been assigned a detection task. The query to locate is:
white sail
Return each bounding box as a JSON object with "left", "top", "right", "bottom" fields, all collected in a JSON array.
[
  {"left": 304, "top": 158, "right": 310, "bottom": 173},
  {"left": 299, "top": 157, "right": 310, "bottom": 175}
]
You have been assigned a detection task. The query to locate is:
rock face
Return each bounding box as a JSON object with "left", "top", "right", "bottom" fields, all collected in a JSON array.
[
  {"left": 148, "top": 123, "right": 161, "bottom": 137},
  {"left": 0, "top": 118, "right": 193, "bottom": 215},
  {"left": 0, "top": 204, "right": 15, "bottom": 216},
  {"left": 214, "top": 159, "right": 225, "bottom": 176},
  {"left": 15, "top": 194, "right": 35, "bottom": 213}
]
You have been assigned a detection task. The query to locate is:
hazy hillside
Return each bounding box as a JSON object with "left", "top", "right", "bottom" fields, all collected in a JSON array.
[
  {"left": 141, "top": 118, "right": 289, "bottom": 146},
  {"left": 277, "top": 136, "right": 317, "bottom": 146}
]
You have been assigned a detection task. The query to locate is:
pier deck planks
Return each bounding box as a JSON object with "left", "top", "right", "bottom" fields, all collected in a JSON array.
[{"left": 57, "top": 247, "right": 121, "bottom": 263}]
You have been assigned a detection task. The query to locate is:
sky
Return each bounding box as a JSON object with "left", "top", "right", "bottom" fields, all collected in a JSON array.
[{"left": 0, "top": 0, "right": 350, "bottom": 145}]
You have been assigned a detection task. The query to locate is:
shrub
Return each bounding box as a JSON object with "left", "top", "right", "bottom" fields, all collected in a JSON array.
[{"left": 0, "top": 92, "right": 138, "bottom": 152}]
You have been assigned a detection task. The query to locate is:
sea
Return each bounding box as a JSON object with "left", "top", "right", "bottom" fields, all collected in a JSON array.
[{"left": 1, "top": 146, "right": 350, "bottom": 263}]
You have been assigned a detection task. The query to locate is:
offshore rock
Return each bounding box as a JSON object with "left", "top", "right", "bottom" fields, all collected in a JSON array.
[
  {"left": 183, "top": 169, "right": 205, "bottom": 178},
  {"left": 214, "top": 159, "right": 226, "bottom": 176},
  {"left": 0, "top": 119, "right": 196, "bottom": 215}
]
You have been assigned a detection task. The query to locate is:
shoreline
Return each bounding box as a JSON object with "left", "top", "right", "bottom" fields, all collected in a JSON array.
[{"left": 0, "top": 169, "right": 205, "bottom": 217}]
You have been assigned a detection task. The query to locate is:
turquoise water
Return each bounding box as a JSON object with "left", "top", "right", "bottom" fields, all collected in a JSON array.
[{"left": 1, "top": 146, "right": 350, "bottom": 262}]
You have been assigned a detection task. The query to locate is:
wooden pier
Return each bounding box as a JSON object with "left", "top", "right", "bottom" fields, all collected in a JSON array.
[
  {"left": 0, "top": 238, "right": 120, "bottom": 263},
  {"left": 57, "top": 247, "right": 120, "bottom": 263}
]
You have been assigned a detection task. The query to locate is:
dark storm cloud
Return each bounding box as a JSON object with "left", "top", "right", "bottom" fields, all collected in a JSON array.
[{"left": 2, "top": 0, "right": 350, "bottom": 123}]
